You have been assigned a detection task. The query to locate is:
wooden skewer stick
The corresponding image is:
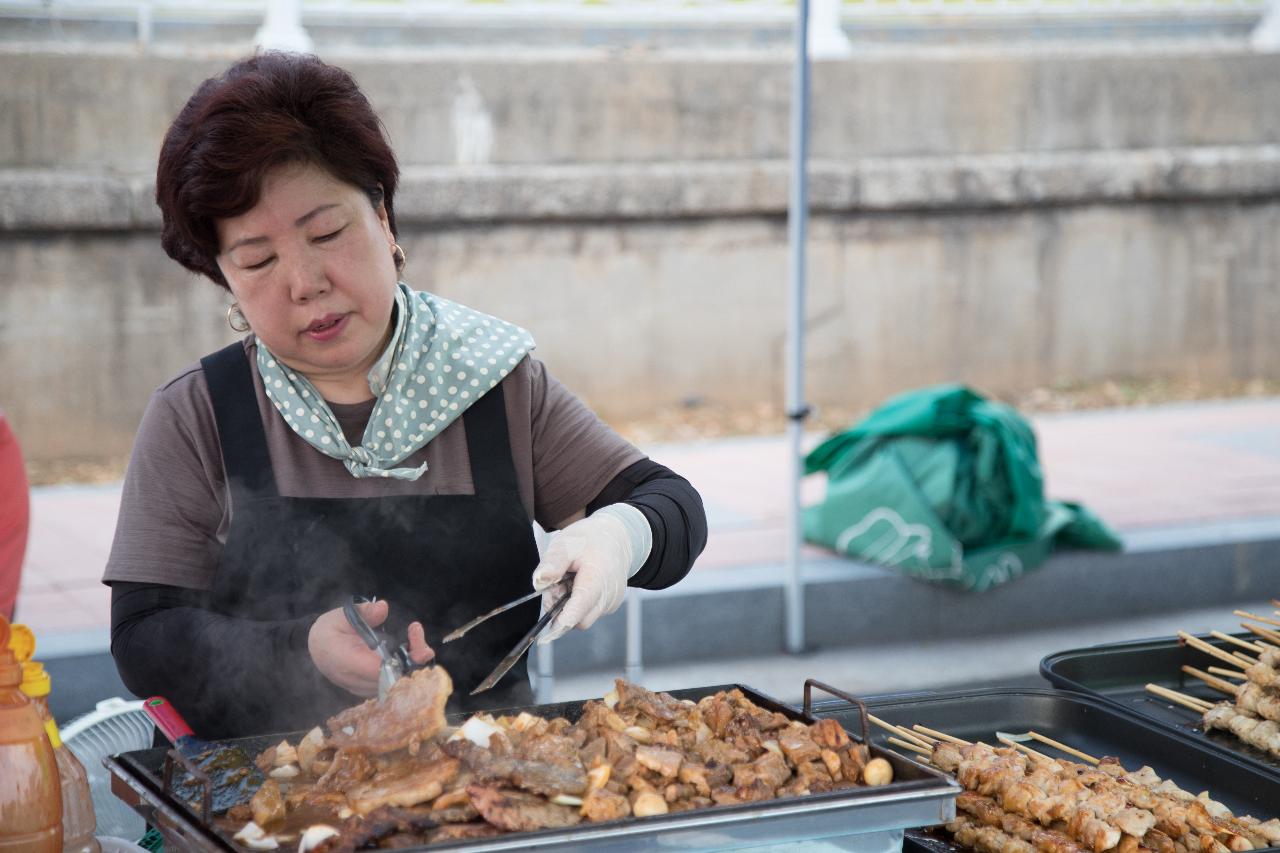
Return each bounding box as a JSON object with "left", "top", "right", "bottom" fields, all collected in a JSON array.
[
  {"left": 1235, "top": 610, "right": 1280, "bottom": 628},
  {"left": 1210, "top": 631, "right": 1264, "bottom": 654},
  {"left": 896, "top": 724, "right": 938, "bottom": 745},
  {"left": 1181, "top": 665, "right": 1241, "bottom": 697},
  {"left": 996, "top": 735, "right": 1055, "bottom": 765},
  {"left": 1146, "top": 683, "right": 1212, "bottom": 713},
  {"left": 869, "top": 714, "right": 933, "bottom": 749},
  {"left": 912, "top": 724, "right": 971, "bottom": 746},
  {"left": 887, "top": 736, "right": 933, "bottom": 757},
  {"left": 1178, "top": 631, "right": 1253, "bottom": 667},
  {"left": 1241, "top": 622, "right": 1280, "bottom": 648},
  {"left": 1025, "top": 731, "right": 1100, "bottom": 765},
  {"left": 1208, "top": 666, "right": 1248, "bottom": 680},
  {"left": 1234, "top": 651, "right": 1259, "bottom": 666}
]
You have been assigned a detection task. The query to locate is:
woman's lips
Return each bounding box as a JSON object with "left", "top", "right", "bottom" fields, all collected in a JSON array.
[{"left": 304, "top": 314, "right": 348, "bottom": 342}]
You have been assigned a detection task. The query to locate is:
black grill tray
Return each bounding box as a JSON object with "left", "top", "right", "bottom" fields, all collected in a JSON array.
[
  {"left": 110, "top": 682, "right": 957, "bottom": 852},
  {"left": 1040, "top": 632, "right": 1280, "bottom": 777},
  {"left": 809, "top": 687, "right": 1280, "bottom": 853}
]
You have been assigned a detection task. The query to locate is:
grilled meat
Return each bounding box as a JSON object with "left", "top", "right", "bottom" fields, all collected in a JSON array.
[
  {"left": 466, "top": 784, "right": 582, "bottom": 831},
  {"left": 346, "top": 756, "right": 460, "bottom": 815},
  {"left": 580, "top": 786, "right": 631, "bottom": 822},
  {"left": 1203, "top": 703, "right": 1280, "bottom": 759},
  {"left": 326, "top": 667, "right": 451, "bottom": 754},
  {"left": 239, "top": 674, "right": 881, "bottom": 850}
]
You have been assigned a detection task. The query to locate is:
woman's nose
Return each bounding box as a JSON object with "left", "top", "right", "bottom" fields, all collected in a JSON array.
[{"left": 285, "top": 253, "right": 329, "bottom": 303}]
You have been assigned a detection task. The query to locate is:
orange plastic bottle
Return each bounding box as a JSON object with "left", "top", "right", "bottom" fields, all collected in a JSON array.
[
  {"left": 19, "top": 663, "right": 100, "bottom": 853},
  {"left": 0, "top": 615, "right": 62, "bottom": 851}
]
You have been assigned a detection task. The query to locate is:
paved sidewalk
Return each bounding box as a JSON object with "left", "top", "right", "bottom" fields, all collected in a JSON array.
[{"left": 14, "top": 396, "right": 1280, "bottom": 655}]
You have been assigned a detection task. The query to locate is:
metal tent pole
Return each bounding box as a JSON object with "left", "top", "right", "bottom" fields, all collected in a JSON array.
[{"left": 784, "top": 0, "right": 812, "bottom": 656}]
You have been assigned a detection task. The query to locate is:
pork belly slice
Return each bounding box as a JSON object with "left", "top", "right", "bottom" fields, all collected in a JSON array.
[
  {"left": 327, "top": 667, "right": 452, "bottom": 754},
  {"left": 615, "top": 680, "right": 682, "bottom": 723},
  {"left": 313, "top": 749, "right": 375, "bottom": 792},
  {"left": 444, "top": 738, "right": 588, "bottom": 797},
  {"left": 778, "top": 728, "right": 822, "bottom": 766},
  {"left": 466, "top": 784, "right": 582, "bottom": 832},
  {"left": 635, "top": 745, "right": 684, "bottom": 779},
  {"left": 347, "top": 757, "right": 461, "bottom": 816}
]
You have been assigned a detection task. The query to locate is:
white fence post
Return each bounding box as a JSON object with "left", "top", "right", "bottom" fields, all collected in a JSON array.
[
  {"left": 808, "top": 0, "right": 852, "bottom": 59},
  {"left": 135, "top": 0, "right": 152, "bottom": 50},
  {"left": 1252, "top": 0, "right": 1280, "bottom": 50},
  {"left": 255, "top": 0, "right": 314, "bottom": 53}
]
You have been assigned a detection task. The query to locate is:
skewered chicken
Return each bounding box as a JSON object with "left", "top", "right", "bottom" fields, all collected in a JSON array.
[
  {"left": 1233, "top": 683, "right": 1280, "bottom": 723},
  {"left": 923, "top": 739, "right": 1276, "bottom": 853},
  {"left": 1202, "top": 703, "right": 1280, "bottom": 759}
]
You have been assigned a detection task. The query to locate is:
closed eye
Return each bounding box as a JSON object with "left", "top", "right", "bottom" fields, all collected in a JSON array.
[
  {"left": 314, "top": 227, "right": 345, "bottom": 243},
  {"left": 245, "top": 256, "right": 274, "bottom": 271}
]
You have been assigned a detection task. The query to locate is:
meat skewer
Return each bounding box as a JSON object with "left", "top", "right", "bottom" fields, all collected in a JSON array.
[{"left": 869, "top": 715, "right": 1279, "bottom": 853}]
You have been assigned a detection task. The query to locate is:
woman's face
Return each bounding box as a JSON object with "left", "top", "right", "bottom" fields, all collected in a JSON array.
[{"left": 216, "top": 162, "right": 398, "bottom": 399}]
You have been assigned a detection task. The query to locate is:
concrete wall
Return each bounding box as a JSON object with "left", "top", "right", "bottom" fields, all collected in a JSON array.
[
  {"left": 7, "top": 47, "right": 1280, "bottom": 170},
  {"left": 3, "top": 44, "right": 1280, "bottom": 462}
]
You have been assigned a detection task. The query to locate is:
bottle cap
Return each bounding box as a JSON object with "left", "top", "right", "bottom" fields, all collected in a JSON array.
[
  {"left": 0, "top": 616, "right": 19, "bottom": 687},
  {"left": 7, "top": 623, "right": 35, "bottom": 663},
  {"left": 20, "top": 661, "right": 51, "bottom": 698}
]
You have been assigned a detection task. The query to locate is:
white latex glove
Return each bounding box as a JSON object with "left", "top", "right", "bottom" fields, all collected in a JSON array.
[{"left": 532, "top": 503, "right": 653, "bottom": 644}]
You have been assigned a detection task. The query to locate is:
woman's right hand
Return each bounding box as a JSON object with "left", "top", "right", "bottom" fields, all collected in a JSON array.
[{"left": 307, "top": 600, "right": 434, "bottom": 697}]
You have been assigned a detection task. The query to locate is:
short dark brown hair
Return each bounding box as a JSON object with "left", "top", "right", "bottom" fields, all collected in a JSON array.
[{"left": 155, "top": 52, "right": 399, "bottom": 288}]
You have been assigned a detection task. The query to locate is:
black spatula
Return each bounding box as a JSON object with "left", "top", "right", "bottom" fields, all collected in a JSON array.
[{"left": 144, "top": 696, "right": 265, "bottom": 815}]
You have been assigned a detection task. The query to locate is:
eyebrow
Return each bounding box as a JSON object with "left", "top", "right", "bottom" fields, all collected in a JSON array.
[{"left": 224, "top": 203, "right": 343, "bottom": 253}]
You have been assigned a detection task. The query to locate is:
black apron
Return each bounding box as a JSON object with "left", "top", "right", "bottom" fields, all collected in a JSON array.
[{"left": 197, "top": 342, "right": 540, "bottom": 738}]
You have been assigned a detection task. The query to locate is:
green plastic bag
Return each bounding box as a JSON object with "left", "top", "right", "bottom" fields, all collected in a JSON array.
[{"left": 803, "top": 385, "right": 1121, "bottom": 592}]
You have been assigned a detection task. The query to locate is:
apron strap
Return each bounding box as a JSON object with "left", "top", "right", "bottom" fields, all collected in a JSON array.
[
  {"left": 202, "top": 341, "right": 519, "bottom": 500},
  {"left": 464, "top": 384, "right": 520, "bottom": 495},
  {"left": 201, "top": 341, "right": 279, "bottom": 506}
]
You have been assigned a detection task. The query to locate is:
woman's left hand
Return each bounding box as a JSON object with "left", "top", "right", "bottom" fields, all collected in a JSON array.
[
  {"left": 307, "top": 600, "right": 434, "bottom": 696},
  {"left": 532, "top": 504, "right": 652, "bottom": 643}
]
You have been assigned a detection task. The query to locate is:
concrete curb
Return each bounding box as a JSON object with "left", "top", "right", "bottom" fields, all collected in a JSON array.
[
  {"left": 548, "top": 521, "right": 1280, "bottom": 675},
  {"left": 8, "top": 146, "right": 1280, "bottom": 230}
]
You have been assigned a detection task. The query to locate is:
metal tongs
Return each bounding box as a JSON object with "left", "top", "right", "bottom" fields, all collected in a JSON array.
[
  {"left": 343, "top": 596, "right": 424, "bottom": 702},
  {"left": 442, "top": 577, "right": 573, "bottom": 696}
]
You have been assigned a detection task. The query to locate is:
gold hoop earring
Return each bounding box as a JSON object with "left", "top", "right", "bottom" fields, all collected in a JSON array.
[
  {"left": 227, "top": 303, "right": 251, "bottom": 333},
  {"left": 392, "top": 243, "right": 406, "bottom": 271}
]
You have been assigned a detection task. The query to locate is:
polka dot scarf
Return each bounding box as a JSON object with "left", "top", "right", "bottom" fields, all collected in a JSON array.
[{"left": 256, "top": 282, "right": 535, "bottom": 480}]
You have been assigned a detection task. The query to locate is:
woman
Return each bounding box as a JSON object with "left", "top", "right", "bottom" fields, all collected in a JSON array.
[{"left": 104, "top": 52, "right": 706, "bottom": 739}]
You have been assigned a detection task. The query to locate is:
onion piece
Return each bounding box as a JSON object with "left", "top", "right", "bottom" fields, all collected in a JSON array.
[
  {"left": 233, "top": 821, "right": 279, "bottom": 850},
  {"left": 296, "top": 727, "right": 325, "bottom": 776},
  {"left": 273, "top": 740, "right": 298, "bottom": 767},
  {"left": 297, "top": 825, "right": 340, "bottom": 853},
  {"left": 449, "top": 714, "right": 504, "bottom": 748},
  {"left": 550, "top": 794, "right": 584, "bottom": 806}
]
